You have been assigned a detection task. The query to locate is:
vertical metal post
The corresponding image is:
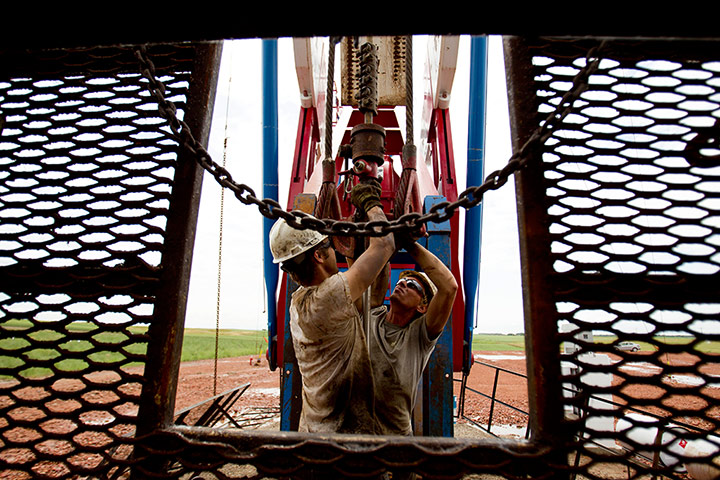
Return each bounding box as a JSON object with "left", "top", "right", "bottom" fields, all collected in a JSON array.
[
  {"left": 281, "top": 276, "right": 302, "bottom": 432},
  {"left": 504, "top": 36, "right": 570, "bottom": 478},
  {"left": 487, "top": 369, "right": 500, "bottom": 433},
  {"left": 423, "top": 195, "right": 454, "bottom": 438},
  {"left": 463, "top": 35, "right": 488, "bottom": 373},
  {"left": 262, "top": 39, "right": 280, "bottom": 370},
  {"left": 137, "top": 42, "right": 222, "bottom": 433},
  {"left": 135, "top": 42, "right": 222, "bottom": 476}
]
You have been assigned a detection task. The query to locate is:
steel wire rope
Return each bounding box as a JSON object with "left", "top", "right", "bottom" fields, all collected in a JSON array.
[
  {"left": 213, "top": 58, "right": 233, "bottom": 396},
  {"left": 406, "top": 35, "right": 413, "bottom": 146},
  {"left": 393, "top": 36, "right": 416, "bottom": 223},
  {"left": 324, "top": 37, "right": 339, "bottom": 163},
  {"left": 134, "top": 41, "right": 607, "bottom": 238},
  {"left": 315, "top": 37, "right": 341, "bottom": 219}
]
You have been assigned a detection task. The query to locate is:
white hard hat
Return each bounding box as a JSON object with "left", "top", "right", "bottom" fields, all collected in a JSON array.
[{"left": 269, "top": 217, "right": 328, "bottom": 264}]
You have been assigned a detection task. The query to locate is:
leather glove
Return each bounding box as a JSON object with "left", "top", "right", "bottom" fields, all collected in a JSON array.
[{"left": 351, "top": 177, "right": 382, "bottom": 215}]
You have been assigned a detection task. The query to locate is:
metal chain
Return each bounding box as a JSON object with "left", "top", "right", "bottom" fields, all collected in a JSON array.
[{"left": 134, "top": 41, "right": 605, "bottom": 237}]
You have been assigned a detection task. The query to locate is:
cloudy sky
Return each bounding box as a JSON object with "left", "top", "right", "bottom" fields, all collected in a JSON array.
[{"left": 183, "top": 35, "right": 525, "bottom": 335}]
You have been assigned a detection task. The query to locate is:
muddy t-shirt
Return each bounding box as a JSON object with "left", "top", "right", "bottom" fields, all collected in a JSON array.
[
  {"left": 289, "top": 273, "right": 379, "bottom": 434},
  {"left": 368, "top": 306, "right": 438, "bottom": 436}
]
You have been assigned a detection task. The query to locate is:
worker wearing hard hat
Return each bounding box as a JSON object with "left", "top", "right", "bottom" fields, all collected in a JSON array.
[
  {"left": 366, "top": 240, "right": 457, "bottom": 437},
  {"left": 269, "top": 179, "right": 394, "bottom": 434}
]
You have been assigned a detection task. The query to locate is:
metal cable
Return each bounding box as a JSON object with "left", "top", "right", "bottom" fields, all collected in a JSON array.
[
  {"left": 405, "top": 35, "right": 413, "bottom": 145},
  {"left": 214, "top": 71, "right": 232, "bottom": 396},
  {"left": 324, "top": 37, "right": 339, "bottom": 161},
  {"left": 214, "top": 157, "right": 224, "bottom": 397}
]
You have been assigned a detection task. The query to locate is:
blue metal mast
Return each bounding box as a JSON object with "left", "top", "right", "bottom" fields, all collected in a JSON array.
[
  {"left": 262, "top": 39, "right": 279, "bottom": 369},
  {"left": 462, "top": 36, "right": 488, "bottom": 372}
]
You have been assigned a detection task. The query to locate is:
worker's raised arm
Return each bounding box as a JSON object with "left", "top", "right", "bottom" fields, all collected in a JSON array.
[
  {"left": 405, "top": 241, "right": 457, "bottom": 338},
  {"left": 344, "top": 182, "right": 394, "bottom": 303}
]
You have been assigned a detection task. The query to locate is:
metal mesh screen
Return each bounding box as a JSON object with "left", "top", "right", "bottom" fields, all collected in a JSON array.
[
  {"left": 0, "top": 43, "right": 218, "bottom": 479},
  {"left": 508, "top": 36, "right": 720, "bottom": 479},
  {"left": 3, "top": 35, "right": 719, "bottom": 480}
]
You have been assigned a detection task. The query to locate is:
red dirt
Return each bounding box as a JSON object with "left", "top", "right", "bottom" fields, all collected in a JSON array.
[
  {"left": 174, "top": 351, "right": 531, "bottom": 431},
  {"left": 173, "top": 351, "right": 720, "bottom": 433},
  {"left": 3, "top": 351, "right": 718, "bottom": 478}
]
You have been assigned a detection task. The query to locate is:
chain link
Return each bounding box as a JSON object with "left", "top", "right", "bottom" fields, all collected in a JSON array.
[{"left": 134, "top": 41, "right": 605, "bottom": 237}]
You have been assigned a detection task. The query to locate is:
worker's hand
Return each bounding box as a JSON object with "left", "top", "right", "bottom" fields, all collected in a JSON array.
[
  {"left": 393, "top": 231, "right": 413, "bottom": 251},
  {"left": 394, "top": 229, "right": 423, "bottom": 251},
  {"left": 351, "top": 177, "right": 382, "bottom": 215}
]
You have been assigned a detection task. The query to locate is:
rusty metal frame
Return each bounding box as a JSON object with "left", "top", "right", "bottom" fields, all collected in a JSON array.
[
  {"left": 137, "top": 42, "right": 222, "bottom": 438},
  {"left": 505, "top": 36, "right": 570, "bottom": 448}
]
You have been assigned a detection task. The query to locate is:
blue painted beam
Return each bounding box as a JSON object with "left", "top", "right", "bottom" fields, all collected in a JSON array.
[
  {"left": 462, "top": 36, "right": 488, "bottom": 373},
  {"left": 262, "top": 39, "right": 279, "bottom": 370},
  {"left": 424, "top": 195, "right": 454, "bottom": 437}
]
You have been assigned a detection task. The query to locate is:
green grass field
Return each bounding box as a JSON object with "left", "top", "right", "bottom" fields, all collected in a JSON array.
[
  {"left": 0, "top": 321, "right": 268, "bottom": 377},
  {"left": 471, "top": 334, "right": 526, "bottom": 352},
  {"left": 2, "top": 319, "right": 719, "bottom": 378},
  {"left": 180, "top": 328, "right": 268, "bottom": 362}
]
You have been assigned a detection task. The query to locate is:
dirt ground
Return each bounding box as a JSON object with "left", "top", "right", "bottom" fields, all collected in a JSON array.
[
  {"left": 4, "top": 351, "right": 718, "bottom": 478},
  {"left": 174, "top": 351, "right": 720, "bottom": 434},
  {"left": 173, "top": 351, "right": 533, "bottom": 432},
  {"left": 171, "top": 351, "right": 720, "bottom": 479}
]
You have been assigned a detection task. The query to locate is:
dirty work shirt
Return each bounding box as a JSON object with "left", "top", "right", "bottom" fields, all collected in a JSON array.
[
  {"left": 289, "top": 272, "right": 379, "bottom": 434},
  {"left": 368, "top": 306, "right": 438, "bottom": 436}
]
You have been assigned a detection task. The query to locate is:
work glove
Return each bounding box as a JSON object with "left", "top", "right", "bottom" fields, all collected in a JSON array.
[{"left": 351, "top": 177, "right": 382, "bottom": 215}]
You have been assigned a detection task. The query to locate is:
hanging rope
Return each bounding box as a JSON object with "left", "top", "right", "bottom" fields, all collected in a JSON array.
[
  {"left": 213, "top": 65, "right": 233, "bottom": 396},
  {"left": 315, "top": 37, "right": 342, "bottom": 222},
  {"left": 393, "top": 36, "right": 422, "bottom": 237},
  {"left": 324, "top": 37, "right": 338, "bottom": 164},
  {"left": 405, "top": 35, "right": 413, "bottom": 146}
]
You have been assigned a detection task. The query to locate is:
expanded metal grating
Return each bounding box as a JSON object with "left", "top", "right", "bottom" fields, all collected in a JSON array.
[
  {"left": 0, "top": 43, "right": 220, "bottom": 479},
  {"left": 507, "top": 36, "right": 720, "bottom": 479}
]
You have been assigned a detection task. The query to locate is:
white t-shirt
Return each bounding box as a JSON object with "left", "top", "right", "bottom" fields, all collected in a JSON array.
[
  {"left": 368, "top": 306, "right": 438, "bottom": 435},
  {"left": 289, "top": 273, "right": 380, "bottom": 434}
]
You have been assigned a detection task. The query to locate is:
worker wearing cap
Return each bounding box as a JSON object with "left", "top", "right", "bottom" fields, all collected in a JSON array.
[
  {"left": 366, "top": 239, "right": 458, "bottom": 437},
  {"left": 269, "top": 180, "right": 394, "bottom": 434}
]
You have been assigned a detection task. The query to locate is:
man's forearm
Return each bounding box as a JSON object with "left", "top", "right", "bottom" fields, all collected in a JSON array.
[
  {"left": 408, "top": 240, "right": 458, "bottom": 337},
  {"left": 406, "top": 241, "right": 455, "bottom": 293},
  {"left": 366, "top": 206, "right": 395, "bottom": 255}
]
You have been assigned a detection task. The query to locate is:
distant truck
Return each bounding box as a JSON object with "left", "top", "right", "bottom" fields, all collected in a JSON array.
[{"left": 615, "top": 341, "right": 641, "bottom": 352}]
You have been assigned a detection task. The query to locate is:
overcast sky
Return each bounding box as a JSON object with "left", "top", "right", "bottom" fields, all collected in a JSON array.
[{"left": 184, "top": 35, "right": 525, "bottom": 334}]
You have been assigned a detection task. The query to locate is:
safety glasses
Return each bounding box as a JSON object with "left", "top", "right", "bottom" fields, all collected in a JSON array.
[{"left": 398, "top": 277, "right": 425, "bottom": 297}]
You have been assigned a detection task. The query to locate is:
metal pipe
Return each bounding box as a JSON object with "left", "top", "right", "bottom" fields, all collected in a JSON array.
[
  {"left": 487, "top": 368, "right": 500, "bottom": 432},
  {"left": 262, "top": 39, "right": 279, "bottom": 369},
  {"left": 462, "top": 36, "right": 488, "bottom": 372},
  {"left": 363, "top": 288, "right": 371, "bottom": 342}
]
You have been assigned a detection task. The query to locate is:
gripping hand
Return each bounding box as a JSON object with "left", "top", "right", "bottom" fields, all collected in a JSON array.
[{"left": 351, "top": 177, "right": 382, "bottom": 215}]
